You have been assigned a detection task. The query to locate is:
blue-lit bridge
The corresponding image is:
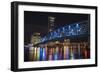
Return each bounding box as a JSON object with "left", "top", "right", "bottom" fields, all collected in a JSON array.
[{"left": 35, "top": 21, "right": 89, "bottom": 46}]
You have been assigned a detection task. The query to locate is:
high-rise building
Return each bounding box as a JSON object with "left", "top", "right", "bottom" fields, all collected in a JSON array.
[{"left": 48, "top": 16, "right": 55, "bottom": 32}]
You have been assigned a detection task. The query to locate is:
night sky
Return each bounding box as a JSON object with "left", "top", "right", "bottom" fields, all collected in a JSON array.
[{"left": 24, "top": 11, "right": 90, "bottom": 45}]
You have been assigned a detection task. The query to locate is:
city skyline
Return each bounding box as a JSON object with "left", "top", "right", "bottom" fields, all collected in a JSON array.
[
  {"left": 24, "top": 11, "right": 90, "bottom": 45},
  {"left": 24, "top": 11, "right": 90, "bottom": 62}
]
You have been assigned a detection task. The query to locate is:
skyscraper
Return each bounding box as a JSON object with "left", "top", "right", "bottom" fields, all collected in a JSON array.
[{"left": 48, "top": 16, "right": 55, "bottom": 32}]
